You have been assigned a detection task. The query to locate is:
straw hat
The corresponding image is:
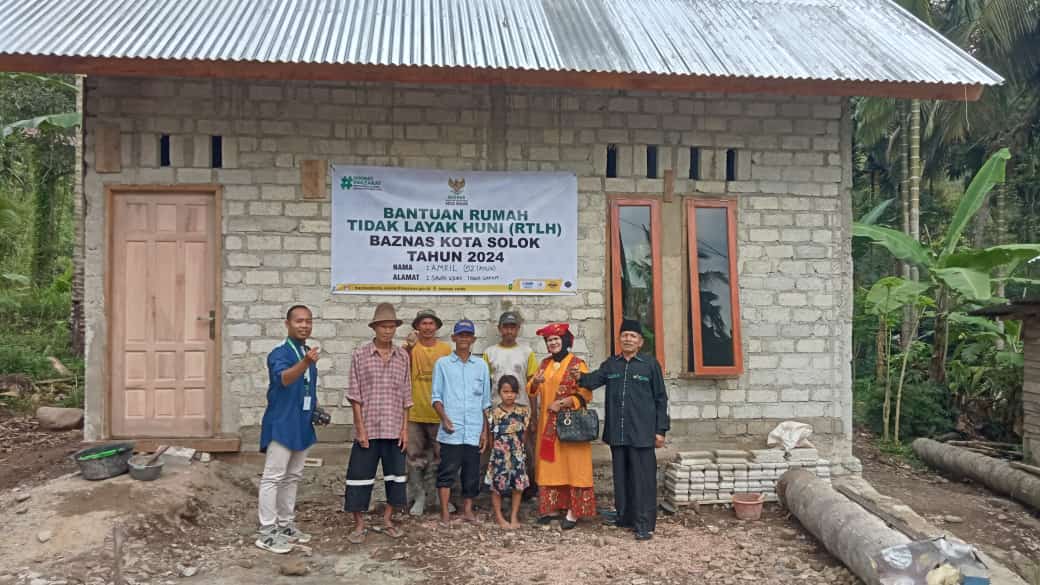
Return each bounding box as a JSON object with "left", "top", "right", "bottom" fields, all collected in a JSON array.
[{"left": 368, "top": 302, "right": 403, "bottom": 328}]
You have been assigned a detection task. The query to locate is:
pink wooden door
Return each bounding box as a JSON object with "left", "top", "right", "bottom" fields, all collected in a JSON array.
[{"left": 110, "top": 191, "right": 217, "bottom": 437}]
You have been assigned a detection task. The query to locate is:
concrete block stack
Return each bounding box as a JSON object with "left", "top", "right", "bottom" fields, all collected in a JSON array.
[{"left": 663, "top": 447, "right": 832, "bottom": 510}]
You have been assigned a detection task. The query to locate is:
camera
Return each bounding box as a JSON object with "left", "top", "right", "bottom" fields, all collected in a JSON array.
[{"left": 311, "top": 406, "right": 332, "bottom": 426}]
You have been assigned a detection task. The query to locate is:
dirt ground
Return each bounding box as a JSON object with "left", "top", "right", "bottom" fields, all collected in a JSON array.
[
  {"left": 0, "top": 410, "right": 83, "bottom": 491},
  {"left": 854, "top": 428, "right": 1040, "bottom": 565},
  {"left": 2, "top": 421, "right": 1038, "bottom": 584}
]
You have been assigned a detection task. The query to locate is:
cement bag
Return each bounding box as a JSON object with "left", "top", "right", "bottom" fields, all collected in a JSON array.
[{"left": 766, "top": 421, "right": 815, "bottom": 452}]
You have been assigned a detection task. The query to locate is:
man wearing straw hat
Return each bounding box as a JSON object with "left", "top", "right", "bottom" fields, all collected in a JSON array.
[{"left": 344, "top": 303, "right": 412, "bottom": 543}]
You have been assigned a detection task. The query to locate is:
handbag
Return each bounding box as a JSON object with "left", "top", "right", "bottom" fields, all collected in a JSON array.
[{"left": 555, "top": 394, "right": 599, "bottom": 442}]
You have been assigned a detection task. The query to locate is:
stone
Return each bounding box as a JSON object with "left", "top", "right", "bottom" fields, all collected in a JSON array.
[
  {"left": 15, "top": 492, "right": 30, "bottom": 503},
  {"left": 942, "top": 515, "right": 964, "bottom": 524},
  {"left": 179, "top": 566, "right": 198, "bottom": 577},
  {"left": 279, "top": 560, "right": 309, "bottom": 576},
  {"left": 16, "top": 507, "right": 27, "bottom": 515},
  {"left": 35, "top": 407, "right": 84, "bottom": 431},
  {"left": 36, "top": 530, "right": 53, "bottom": 543}
]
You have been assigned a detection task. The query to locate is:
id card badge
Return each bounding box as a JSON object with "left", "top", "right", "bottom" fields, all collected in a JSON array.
[{"left": 303, "top": 396, "right": 312, "bottom": 411}]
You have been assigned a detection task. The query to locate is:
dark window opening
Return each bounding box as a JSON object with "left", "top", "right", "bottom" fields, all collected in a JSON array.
[
  {"left": 725, "top": 149, "right": 737, "bottom": 181},
  {"left": 211, "top": 135, "right": 223, "bottom": 168},
  {"left": 606, "top": 144, "right": 618, "bottom": 178},
  {"left": 159, "top": 134, "right": 171, "bottom": 167},
  {"left": 689, "top": 147, "right": 701, "bottom": 180},
  {"left": 646, "top": 145, "right": 658, "bottom": 179}
]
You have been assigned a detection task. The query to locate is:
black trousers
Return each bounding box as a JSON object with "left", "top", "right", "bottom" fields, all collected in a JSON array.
[
  {"left": 437, "top": 442, "right": 481, "bottom": 499},
  {"left": 344, "top": 439, "right": 408, "bottom": 513},
  {"left": 611, "top": 445, "right": 657, "bottom": 533}
]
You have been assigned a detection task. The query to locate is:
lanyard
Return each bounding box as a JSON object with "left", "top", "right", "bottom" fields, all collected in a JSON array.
[{"left": 284, "top": 338, "right": 313, "bottom": 388}]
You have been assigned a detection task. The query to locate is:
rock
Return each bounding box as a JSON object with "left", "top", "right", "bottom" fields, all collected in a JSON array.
[
  {"left": 36, "top": 530, "right": 53, "bottom": 543},
  {"left": 237, "top": 559, "right": 253, "bottom": 569},
  {"left": 16, "top": 507, "right": 27, "bottom": 515},
  {"left": 178, "top": 566, "right": 198, "bottom": 577},
  {"left": 279, "top": 560, "right": 309, "bottom": 577},
  {"left": 943, "top": 515, "right": 964, "bottom": 524},
  {"left": 15, "top": 493, "right": 31, "bottom": 503},
  {"left": 35, "top": 407, "right": 84, "bottom": 431},
  {"left": 334, "top": 559, "right": 352, "bottom": 577}
]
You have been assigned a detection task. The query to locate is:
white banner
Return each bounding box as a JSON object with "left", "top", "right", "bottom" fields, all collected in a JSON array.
[{"left": 331, "top": 165, "right": 578, "bottom": 295}]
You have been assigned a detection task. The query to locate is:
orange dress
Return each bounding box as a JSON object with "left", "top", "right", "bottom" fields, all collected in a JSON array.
[{"left": 527, "top": 353, "right": 596, "bottom": 517}]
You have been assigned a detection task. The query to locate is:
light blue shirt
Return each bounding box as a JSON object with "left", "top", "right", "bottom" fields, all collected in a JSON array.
[{"left": 431, "top": 352, "right": 491, "bottom": 446}]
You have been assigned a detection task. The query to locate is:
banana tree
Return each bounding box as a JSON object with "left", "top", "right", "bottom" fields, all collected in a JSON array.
[{"left": 854, "top": 148, "right": 1040, "bottom": 382}]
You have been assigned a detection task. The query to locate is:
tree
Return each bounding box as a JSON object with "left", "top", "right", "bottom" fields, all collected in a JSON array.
[{"left": 853, "top": 149, "right": 1040, "bottom": 383}]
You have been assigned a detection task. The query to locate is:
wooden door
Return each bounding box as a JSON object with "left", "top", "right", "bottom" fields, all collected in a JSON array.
[{"left": 109, "top": 190, "right": 218, "bottom": 437}]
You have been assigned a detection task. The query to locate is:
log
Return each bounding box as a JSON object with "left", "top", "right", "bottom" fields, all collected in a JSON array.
[
  {"left": 948, "top": 440, "right": 1021, "bottom": 450},
  {"left": 912, "top": 438, "right": 1040, "bottom": 511},
  {"left": 1009, "top": 461, "right": 1040, "bottom": 479},
  {"left": 778, "top": 469, "right": 910, "bottom": 585},
  {"left": 834, "top": 476, "right": 1028, "bottom": 585}
]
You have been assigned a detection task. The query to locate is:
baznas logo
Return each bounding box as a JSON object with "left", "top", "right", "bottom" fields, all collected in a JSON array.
[
  {"left": 341, "top": 175, "right": 382, "bottom": 191},
  {"left": 448, "top": 177, "right": 466, "bottom": 195}
]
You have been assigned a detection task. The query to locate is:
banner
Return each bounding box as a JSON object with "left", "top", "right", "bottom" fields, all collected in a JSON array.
[{"left": 331, "top": 165, "right": 578, "bottom": 295}]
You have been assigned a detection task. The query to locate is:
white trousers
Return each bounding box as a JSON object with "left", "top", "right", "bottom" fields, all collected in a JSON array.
[{"left": 258, "top": 440, "right": 308, "bottom": 528}]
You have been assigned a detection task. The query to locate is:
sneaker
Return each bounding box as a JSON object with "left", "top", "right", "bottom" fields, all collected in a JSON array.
[
  {"left": 279, "top": 524, "right": 312, "bottom": 544},
  {"left": 255, "top": 528, "right": 293, "bottom": 554}
]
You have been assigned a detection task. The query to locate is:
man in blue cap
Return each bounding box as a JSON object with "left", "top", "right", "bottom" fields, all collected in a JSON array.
[{"left": 432, "top": 318, "right": 491, "bottom": 525}]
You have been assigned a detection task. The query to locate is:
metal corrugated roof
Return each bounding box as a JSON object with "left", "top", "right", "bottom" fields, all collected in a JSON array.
[{"left": 0, "top": 0, "right": 1002, "bottom": 86}]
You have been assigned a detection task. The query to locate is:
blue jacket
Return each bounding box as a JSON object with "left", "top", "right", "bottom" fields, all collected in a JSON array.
[{"left": 260, "top": 338, "right": 318, "bottom": 452}]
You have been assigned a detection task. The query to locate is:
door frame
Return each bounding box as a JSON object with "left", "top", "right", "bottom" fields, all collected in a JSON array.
[{"left": 104, "top": 184, "right": 224, "bottom": 439}]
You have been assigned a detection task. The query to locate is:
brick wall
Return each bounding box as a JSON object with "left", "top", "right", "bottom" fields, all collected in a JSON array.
[{"left": 81, "top": 77, "right": 856, "bottom": 469}]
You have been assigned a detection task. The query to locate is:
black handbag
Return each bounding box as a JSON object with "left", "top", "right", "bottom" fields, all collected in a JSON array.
[{"left": 555, "top": 394, "right": 599, "bottom": 442}]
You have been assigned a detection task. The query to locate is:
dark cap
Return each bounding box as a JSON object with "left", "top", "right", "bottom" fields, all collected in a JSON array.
[
  {"left": 412, "top": 309, "right": 443, "bottom": 330},
  {"left": 619, "top": 318, "right": 643, "bottom": 337},
  {"left": 498, "top": 311, "right": 522, "bottom": 326}
]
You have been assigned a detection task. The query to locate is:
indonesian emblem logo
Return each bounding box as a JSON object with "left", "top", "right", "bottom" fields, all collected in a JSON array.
[{"left": 448, "top": 177, "right": 466, "bottom": 195}]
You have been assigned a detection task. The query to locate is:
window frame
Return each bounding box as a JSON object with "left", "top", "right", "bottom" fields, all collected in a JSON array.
[
  {"left": 686, "top": 198, "right": 744, "bottom": 377},
  {"left": 608, "top": 196, "right": 665, "bottom": 367}
]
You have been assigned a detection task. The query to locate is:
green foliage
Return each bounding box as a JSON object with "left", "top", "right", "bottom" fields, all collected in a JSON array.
[
  {"left": 865, "top": 276, "right": 930, "bottom": 315},
  {"left": 861, "top": 377, "right": 956, "bottom": 441},
  {"left": 0, "top": 267, "right": 82, "bottom": 384}
]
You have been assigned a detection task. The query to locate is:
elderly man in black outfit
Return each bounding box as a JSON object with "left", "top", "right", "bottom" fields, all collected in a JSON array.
[{"left": 579, "top": 318, "right": 669, "bottom": 541}]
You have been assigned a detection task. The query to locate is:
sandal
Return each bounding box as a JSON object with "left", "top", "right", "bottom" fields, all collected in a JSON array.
[
  {"left": 347, "top": 528, "right": 367, "bottom": 544},
  {"left": 383, "top": 525, "right": 405, "bottom": 539}
]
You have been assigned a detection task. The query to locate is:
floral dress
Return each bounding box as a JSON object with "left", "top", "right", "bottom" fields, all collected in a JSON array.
[{"left": 484, "top": 404, "right": 531, "bottom": 494}]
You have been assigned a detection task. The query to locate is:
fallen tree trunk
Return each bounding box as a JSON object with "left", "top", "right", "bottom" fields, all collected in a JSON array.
[
  {"left": 912, "top": 438, "right": 1040, "bottom": 511},
  {"left": 778, "top": 469, "right": 909, "bottom": 585}
]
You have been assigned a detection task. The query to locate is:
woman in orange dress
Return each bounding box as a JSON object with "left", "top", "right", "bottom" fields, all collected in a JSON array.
[{"left": 527, "top": 322, "right": 595, "bottom": 528}]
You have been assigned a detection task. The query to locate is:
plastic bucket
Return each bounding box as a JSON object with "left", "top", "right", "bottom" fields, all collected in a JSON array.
[
  {"left": 128, "top": 454, "right": 164, "bottom": 481},
  {"left": 72, "top": 442, "right": 135, "bottom": 480},
  {"left": 732, "top": 492, "right": 765, "bottom": 520}
]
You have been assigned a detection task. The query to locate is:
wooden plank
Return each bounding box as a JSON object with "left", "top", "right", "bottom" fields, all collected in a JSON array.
[
  {"left": 125, "top": 435, "right": 241, "bottom": 453},
  {"left": 663, "top": 169, "right": 675, "bottom": 203},
  {"left": 0, "top": 54, "right": 988, "bottom": 101},
  {"left": 95, "top": 125, "right": 121, "bottom": 173},
  {"left": 301, "top": 159, "right": 327, "bottom": 200}
]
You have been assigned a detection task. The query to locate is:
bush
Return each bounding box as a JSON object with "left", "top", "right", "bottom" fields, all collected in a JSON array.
[{"left": 859, "top": 378, "right": 956, "bottom": 441}]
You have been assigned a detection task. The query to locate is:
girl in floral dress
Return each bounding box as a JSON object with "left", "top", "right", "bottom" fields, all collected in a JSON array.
[{"left": 485, "top": 374, "right": 531, "bottom": 528}]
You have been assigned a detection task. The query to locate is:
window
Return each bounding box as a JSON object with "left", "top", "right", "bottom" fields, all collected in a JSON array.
[
  {"left": 211, "top": 135, "right": 223, "bottom": 168},
  {"left": 159, "top": 134, "right": 171, "bottom": 167},
  {"left": 606, "top": 144, "right": 618, "bottom": 178},
  {"left": 609, "top": 198, "right": 664, "bottom": 366},
  {"left": 725, "top": 149, "right": 737, "bottom": 181},
  {"left": 646, "top": 145, "right": 658, "bottom": 179},
  {"left": 689, "top": 147, "right": 701, "bottom": 180},
  {"left": 687, "top": 199, "right": 743, "bottom": 375}
]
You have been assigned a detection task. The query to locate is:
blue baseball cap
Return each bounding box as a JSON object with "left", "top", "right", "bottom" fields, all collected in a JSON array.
[{"left": 453, "top": 319, "right": 476, "bottom": 335}]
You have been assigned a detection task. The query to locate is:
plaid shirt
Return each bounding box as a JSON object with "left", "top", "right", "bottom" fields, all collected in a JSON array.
[{"left": 346, "top": 342, "right": 413, "bottom": 440}]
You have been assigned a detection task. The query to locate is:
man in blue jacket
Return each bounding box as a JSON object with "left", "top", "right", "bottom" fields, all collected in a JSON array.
[
  {"left": 256, "top": 305, "right": 320, "bottom": 553},
  {"left": 579, "top": 318, "right": 669, "bottom": 541}
]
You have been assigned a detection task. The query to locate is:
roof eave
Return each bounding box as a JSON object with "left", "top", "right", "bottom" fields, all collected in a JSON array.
[{"left": 0, "top": 54, "right": 992, "bottom": 101}]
